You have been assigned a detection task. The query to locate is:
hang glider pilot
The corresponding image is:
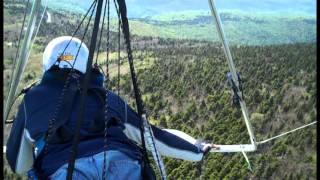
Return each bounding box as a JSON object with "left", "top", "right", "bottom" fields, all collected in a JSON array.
[{"left": 6, "top": 36, "right": 219, "bottom": 179}]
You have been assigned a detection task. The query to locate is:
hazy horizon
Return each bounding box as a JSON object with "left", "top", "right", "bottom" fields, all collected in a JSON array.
[{"left": 43, "top": 0, "right": 316, "bottom": 18}]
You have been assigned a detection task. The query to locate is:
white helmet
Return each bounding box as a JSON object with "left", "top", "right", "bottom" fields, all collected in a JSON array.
[{"left": 43, "top": 36, "right": 89, "bottom": 74}]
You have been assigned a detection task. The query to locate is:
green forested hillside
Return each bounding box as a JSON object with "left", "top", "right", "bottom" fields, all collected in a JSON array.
[
  {"left": 4, "top": 1, "right": 316, "bottom": 46},
  {"left": 3, "top": 1, "right": 317, "bottom": 179},
  {"left": 130, "top": 11, "right": 316, "bottom": 45},
  {"left": 127, "top": 41, "right": 317, "bottom": 179}
]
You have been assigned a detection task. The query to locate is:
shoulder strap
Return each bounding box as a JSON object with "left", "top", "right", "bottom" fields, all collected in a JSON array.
[
  {"left": 47, "top": 82, "right": 107, "bottom": 142},
  {"left": 88, "top": 85, "right": 107, "bottom": 105}
]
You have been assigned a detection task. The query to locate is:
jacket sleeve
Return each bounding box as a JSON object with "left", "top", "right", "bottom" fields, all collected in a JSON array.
[
  {"left": 6, "top": 99, "right": 35, "bottom": 174},
  {"left": 122, "top": 102, "right": 204, "bottom": 162}
]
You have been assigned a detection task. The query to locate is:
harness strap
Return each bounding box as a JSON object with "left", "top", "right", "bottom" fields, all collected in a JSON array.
[{"left": 47, "top": 82, "right": 107, "bottom": 143}]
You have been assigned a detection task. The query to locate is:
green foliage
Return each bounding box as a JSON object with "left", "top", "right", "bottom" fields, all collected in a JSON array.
[
  {"left": 129, "top": 11, "right": 316, "bottom": 46},
  {"left": 127, "top": 41, "right": 316, "bottom": 179}
]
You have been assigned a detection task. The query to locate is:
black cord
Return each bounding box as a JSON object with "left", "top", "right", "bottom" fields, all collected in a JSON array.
[
  {"left": 105, "top": 0, "right": 110, "bottom": 84},
  {"left": 117, "top": 7, "right": 121, "bottom": 102},
  {"left": 58, "top": 0, "right": 97, "bottom": 60},
  {"left": 70, "top": 2, "right": 97, "bottom": 70},
  {"left": 95, "top": 0, "right": 107, "bottom": 65},
  {"left": 102, "top": 1, "right": 110, "bottom": 179}
]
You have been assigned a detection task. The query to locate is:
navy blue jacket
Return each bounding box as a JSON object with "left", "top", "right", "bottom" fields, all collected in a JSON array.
[{"left": 6, "top": 68, "right": 204, "bottom": 178}]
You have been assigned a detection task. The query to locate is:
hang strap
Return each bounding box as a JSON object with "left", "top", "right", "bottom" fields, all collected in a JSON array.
[{"left": 116, "top": 0, "right": 166, "bottom": 179}]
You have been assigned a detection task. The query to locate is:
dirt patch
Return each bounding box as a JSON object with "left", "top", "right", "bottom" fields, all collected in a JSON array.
[
  {"left": 163, "top": 95, "right": 179, "bottom": 114},
  {"left": 283, "top": 86, "right": 306, "bottom": 102}
]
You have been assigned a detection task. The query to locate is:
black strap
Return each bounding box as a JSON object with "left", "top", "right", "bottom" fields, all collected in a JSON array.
[
  {"left": 86, "top": 87, "right": 107, "bottom": 133},
  {"left": 88, "top": 86, "right": 107, "bottom": 104},
  {"left": 116, "top": 2, "right": 159, "bottom": 179},
  {"left": 51, "top": 83, "right": 78, "bottom": 132},
  {"left": 66, "top": 0, "right": 104, "bottom": 178},
  {"left": 116, "top": 0, "right": 150, "bottom": 164}
]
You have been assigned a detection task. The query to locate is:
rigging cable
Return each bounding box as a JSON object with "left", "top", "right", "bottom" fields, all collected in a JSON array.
[
  {"left": 105, "top": 0, "right": 110, "bottom": 82},
  {"left": 60, "top": 0, "right": 97, "bottom": 57},
  {"left": 112, "top": 0, "right": 122, "bottom": 98},
  {"left": 94, "top": 0, "right": 107, "bottom": 65},
  {"left": 117, "top": 5, "right": 121, "bottom": 99},
  {"left": 103, "top": 1, "right": 111, "bottom": 177},
  {"left": 91, "top": 0, "right": 109, "bottom": 179},
  {"left": 257, "top": 121, "right": 317, "bottom": 144}
]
